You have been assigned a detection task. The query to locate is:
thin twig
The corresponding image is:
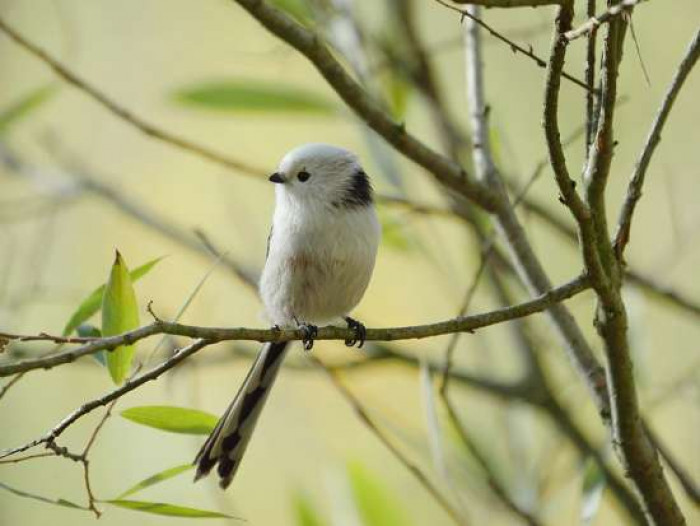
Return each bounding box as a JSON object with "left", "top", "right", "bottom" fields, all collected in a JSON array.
[
  {"left": 442, "top": 394, "right": 542, "bottom": 525},
  {"left": 614, "top": 28, "right": 700, "bottom": 259},
  {"left": 434, "top": 0, "right": 596, "bottom": 94},
  {"left": 564, "top": 0, "right": 647, "bottom": 42},
  {"left": 310, "top": 355, "right": 469, "bottom": 526},
  {"left": 0, "top": 372, "right": 26, "bottom": 400},
  {"left": 79, "top": 399, "right": 118, "bottom": 517},
  {"left": 0, "top": 339, "right": 211, "bottom": 459},
  {"left": 0, "top": 16, "right": 267, "bottom": 178},
  {"left": 584, "top": 0, "right": 597, "bottom": 153},
  {"left": 0, "top": 452, "right": 54, "bottom": 465}
]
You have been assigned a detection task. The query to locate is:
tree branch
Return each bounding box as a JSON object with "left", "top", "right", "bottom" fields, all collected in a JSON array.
[
  {"left": 311, "top": 355, "right": 469, "bottom": 526},
  {"left": 0, "top": 15, "right": 267, "bottom": 178},
  {"left": 614, "top": 28, "right": 700, "bottom": 258},
  {"left": 0, "top": 274, "right": 589, "bottom": 377},
  {"left": 0, "top": 339, "right": 211, "bottom": 459},
  {"left": 564, "top": 0, "right": 647, "bottom": 42},
  {"left": 434, "top": 0, "right": 596, "bottom": 94},
  {"left": 546, "top": 5, "right": 685, "bottom": 522},
  {"left": 228, "top": 0, "right": 500, "bottom": 212}
]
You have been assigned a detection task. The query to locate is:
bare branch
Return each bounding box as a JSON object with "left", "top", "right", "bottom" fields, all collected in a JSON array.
[
  {"left": 442, "top": 395, "right": 541, "bottom": 525},
  {"left": 542, "top": 6, "right": 590, "bottom": 225},
  {"left": 0, "top": 339, "right": 211, "bottom": 459},
  {"left": 574, "top": 8, "right": 686, "bottom": 522},
  {"left": 614, "top": 28, "right": 700, "bottom": 258},
  {"left": 565, "top": 0, "right": 647, "bottom": 42},
  {"left": 434, "top": 0, "right": 596, "bottom": 94},
  {"left": 584, "top": 0, "right": 597, "bottom": 152},
  {"left": 228, "top": 0, "right": 500, "bottom": 212},
  {"left": 0, "top": 274, "right": 589, "bottom": 377},
  {"left": 0, "top": 16, "right": 267, "bottom": 178},
  {"left": 311, "top": 355, "right": 469, "bottom": 526}
]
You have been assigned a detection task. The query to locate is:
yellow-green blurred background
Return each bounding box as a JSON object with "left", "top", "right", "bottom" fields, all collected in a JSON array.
[{"left": 1, "top": 0, "right": 699, "bottom": 525}]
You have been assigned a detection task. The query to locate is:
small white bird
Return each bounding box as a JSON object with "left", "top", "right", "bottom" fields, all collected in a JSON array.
[{"left": 194, "top": 144, "right": 381, "bottom": 488}]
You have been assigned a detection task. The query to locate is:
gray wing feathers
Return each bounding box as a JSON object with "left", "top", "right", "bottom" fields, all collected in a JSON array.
[{"left": 193, "top": 341, "right": 289, "bottom": 488}]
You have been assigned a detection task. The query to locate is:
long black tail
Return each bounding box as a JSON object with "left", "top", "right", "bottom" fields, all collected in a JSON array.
[{"left": 193, "top": 341, "right": 289, "bottom": 489}]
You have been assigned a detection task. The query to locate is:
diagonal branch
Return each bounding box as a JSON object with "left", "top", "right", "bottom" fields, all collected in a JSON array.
[
  {"left": 228, "top": 0, "right": 500, "bottom": 212},
  {"left": 0, "top": 339, "right": 211, "bottom": 459},
  {"left": 311, "top": 355, "right": 469, "bottom": 526},
  {"left": 565, "top": 0, "right": 647, "bottom": 42},
  {"left": 0, "top": 15, "right": 267, "bottom": 178},
  {"left": 434, "top": 0, "right": 595, "bottom": 94},
  {"left": 614, "top": 28, "right": 700, "bottom": 259}
]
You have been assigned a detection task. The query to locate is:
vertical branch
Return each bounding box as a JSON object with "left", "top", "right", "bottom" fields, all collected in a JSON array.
[
  {"left": 584, "top": 0, "right": 597, "bottom": 153},
  {"left": 545, "top": 3, "right": 686, "bottom": 522}
]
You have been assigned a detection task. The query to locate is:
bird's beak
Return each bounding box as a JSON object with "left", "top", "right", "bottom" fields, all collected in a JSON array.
[{"left": 268, "top": 172, "right": 286, "bottom": 184}]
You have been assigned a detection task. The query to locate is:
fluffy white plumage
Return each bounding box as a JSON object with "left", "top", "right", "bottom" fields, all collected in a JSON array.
[
  {"left": 194, "top": 143, "right": 380, "bottom": 489},
  {"left": 260, "top": 143, "right": 381, "bottom": 326}
]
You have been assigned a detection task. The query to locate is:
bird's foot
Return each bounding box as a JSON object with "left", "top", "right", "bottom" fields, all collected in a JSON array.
[
  {"left": 344, "top": 317, "right": 366, "bottom": 348},
  {"left": 295, "top": 321, "right": 318, "bottom": 351}
]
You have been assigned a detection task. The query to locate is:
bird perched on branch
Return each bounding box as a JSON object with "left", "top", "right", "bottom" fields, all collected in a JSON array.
[{"left": 194, "top": 143, "right": 381, "bottom": 488}]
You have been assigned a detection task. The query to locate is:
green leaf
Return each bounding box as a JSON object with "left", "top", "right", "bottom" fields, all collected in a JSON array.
[
  {"left": 581, "top": 458, "right": 606, "bottom": 525},
  {"left": 346, "top": 461, "right": 413, "bottom": 526},
  {"left": 102, "top": 251, "right": 140, "bottom": 384},
  {"left": 269, "top": 0, "right": 313, "bottom": 25},
  {"left": 0, "top": 482, "right": 85, "bottom": 510},
  {"left": 63, "top": 256, "right": 163, "bottom": 336},
  {"left": 173, "top": 80, "right": 336, "bottom": 114},
  {"left": 0, "top": 85, "right": 57, "bottom": 136},
  {"left": 121, "top": 405, "right": 218, "bottom": 435},
  {"left": 105, "top": 499, "right": 234, "bottom": 519},
  {"left": 419, "top": 361, "right": 449, "bottom": 483},
  {"left": 117, "top": 464, "right": 194, "bottom": 499},
  {"left": 292, "top": 491, "right": 327, "bottom": 526},
  {"left": 381, "top": 69, "right": 411, "bottom": 120}
]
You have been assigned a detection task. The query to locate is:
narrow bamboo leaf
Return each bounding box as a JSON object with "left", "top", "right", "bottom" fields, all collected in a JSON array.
[
  {"left": 581, "top": 458, "right": 606, "bottom": 525},
  {"left": 419, "top": 361, "right": 449, "bottom": 483},
  {"left": 121, "top": 405, "right": 218, "bottom": 435},
  {"left": 117, "top": 464, "right": 194, "bottom": 499},
  {"left": 102, "top": 251, "right": 140, "bottom": 384},
  {"left": 173, "top": 80, "right": 336, "bottom": 114},
  {"left": 0, "top": 482, "right": 85, "bottom": 510},
  {"left": 269, "top": 0, "right": 313, "bottom": 25},
  {"left": 346, "top": 461, "right": 413, "bottom": 526},
  {"left": 293, "top": 491, "right": 328, "bottom": 526},
  {"left": 381, "top": 69, "right": 411, "bottom": 120},
  {"left": 63, "top": 256, "right": 163, "bottom": 336},
  {"left": 0, "top": 85, "right": 56, "bottom": 136},
  {"left": 105, "top": 499, "right": 234, "bottom": 519}
]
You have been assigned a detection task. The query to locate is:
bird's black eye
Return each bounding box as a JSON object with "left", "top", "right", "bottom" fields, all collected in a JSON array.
[{"left": 297, "top": 170, "right": 311, "bottom": 182}]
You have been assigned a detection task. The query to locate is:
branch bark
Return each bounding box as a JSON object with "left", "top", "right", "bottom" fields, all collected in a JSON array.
[
  {"left": 228, "top": 0, "right": 500, "bottom": 212},
  {"left": 614, "top": 27, "right": 700, "bottom": 258},
  {"left": 0, "top": 274, "right": 588, "bottom": 377}
]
